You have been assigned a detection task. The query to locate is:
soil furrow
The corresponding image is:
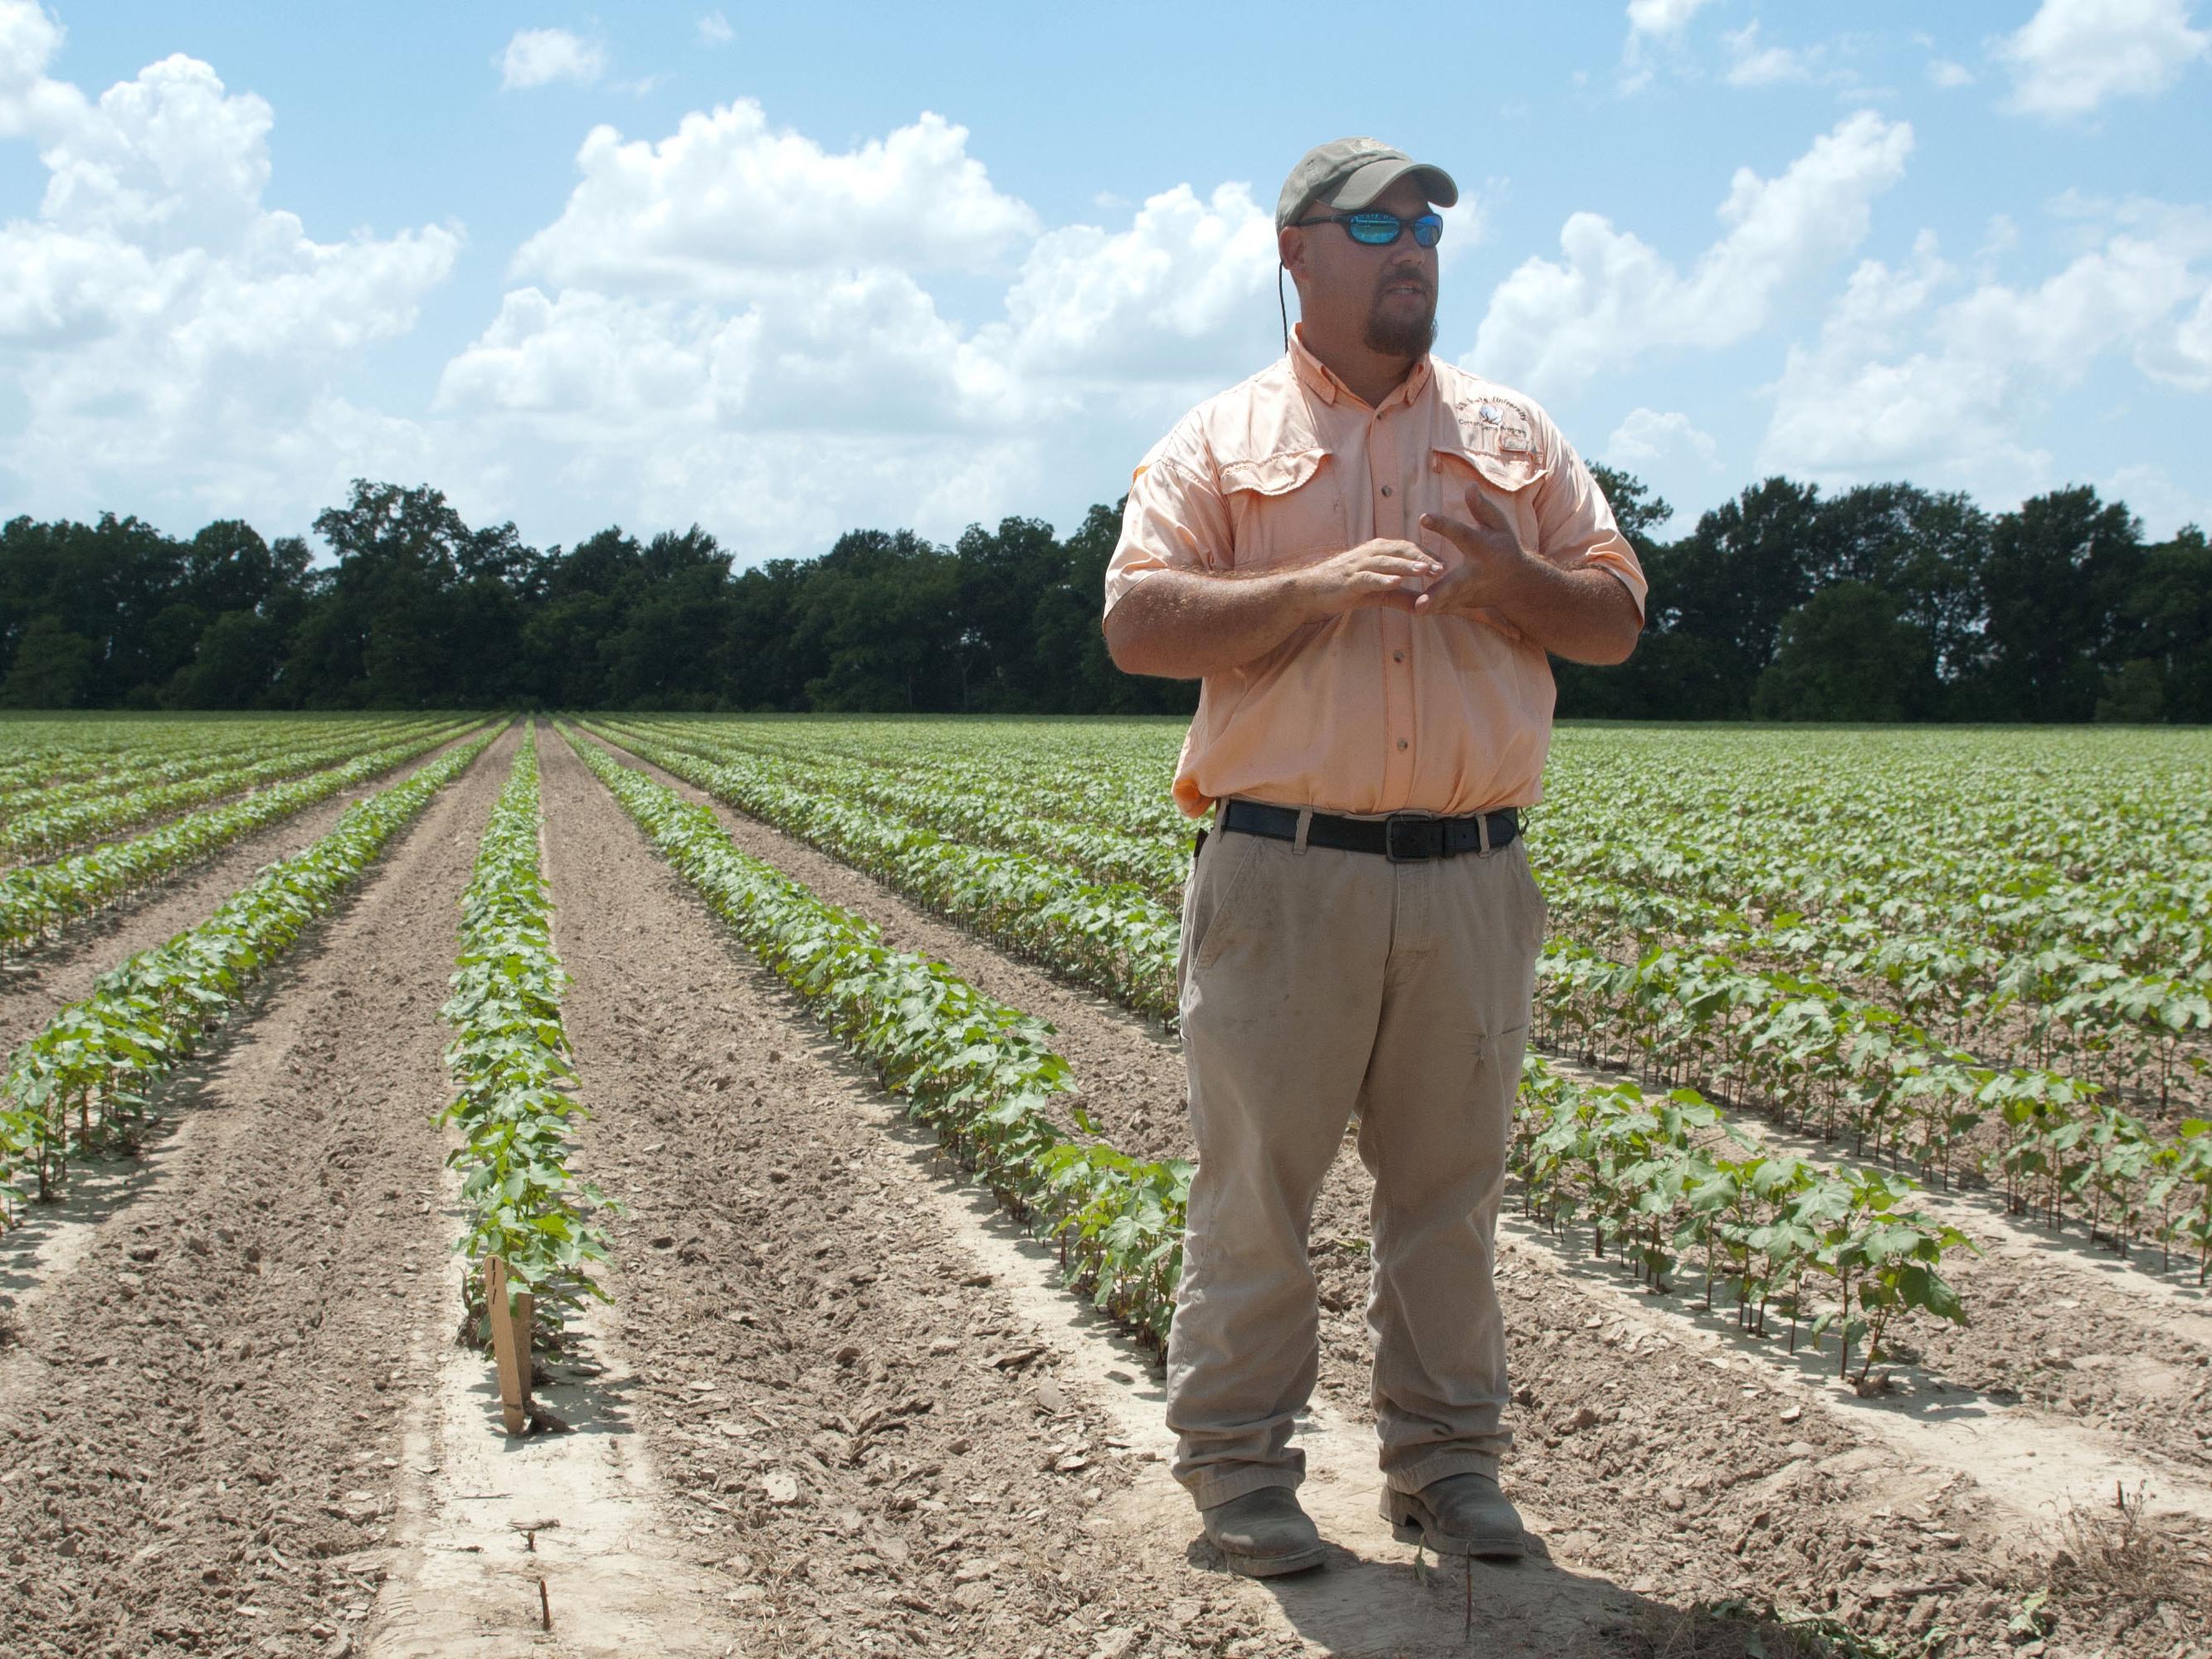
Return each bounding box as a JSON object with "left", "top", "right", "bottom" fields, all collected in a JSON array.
[
  {"left": 539, "top": 728, "right": 1443, "bottom": 1659},
  {"left": 0, "top": 726, "right": 512, "bottom": 1659},
  {"left": 600, "top": 742, "right": 2212, "bottom": 1658}
]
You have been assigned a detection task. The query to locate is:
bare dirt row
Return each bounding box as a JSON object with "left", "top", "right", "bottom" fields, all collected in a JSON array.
[
  {"left": 596, "top": 735, "right": 2212, "bottom": 1659},
  {"left": 517, "top": 727, "right": 1422, "bottom": 1658},
  {"left": 0, "top": 725, "right": 518, "bottom": 1658}
]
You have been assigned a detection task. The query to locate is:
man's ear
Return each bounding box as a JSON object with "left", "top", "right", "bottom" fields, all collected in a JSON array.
[{"left": 1277, "top": 225, "right": 1304, "bottom": 280}]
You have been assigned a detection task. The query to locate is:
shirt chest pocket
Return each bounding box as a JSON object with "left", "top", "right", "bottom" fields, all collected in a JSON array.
[
  {"left": 1425, "top": 410, "right": 1551, "bottom": 559},
  {"left": 1218, "top": 447, "right": 1345, "bottom": 572}
]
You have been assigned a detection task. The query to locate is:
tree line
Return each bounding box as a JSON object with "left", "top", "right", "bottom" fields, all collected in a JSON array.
[{"left": 0, "top": 469, "right": 2205, "bottom": 722}]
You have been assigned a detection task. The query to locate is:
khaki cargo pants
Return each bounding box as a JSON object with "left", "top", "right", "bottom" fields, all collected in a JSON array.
[{"left": 1167, "top": 805, "right": 1546, "bottom": 1511}]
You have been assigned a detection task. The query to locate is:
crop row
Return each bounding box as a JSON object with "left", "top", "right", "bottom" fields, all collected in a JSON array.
[
  {"left": 1534, "top": 861, "right": 2212, "bottom": 1115},
  {"left": 587, "top": 722, "right": 2001, "bottom": 1351},
  {"left": 753, "top": 718, "right": 2212, "bottom": 1012},
  {"left": 0, "top": 717, "right": 360, "bottom": 796},
  {"left": 1528, "top": 757, "right": 2212, "bottom": 985},
  {"left": 655, "top": 721, "right": 1192, "bottom": 841},
  {"left": 0, "top": 729, "right": 499, "bottom": 1224},
  {"left": 613, "top": 720, "right": 1185, "bottom": 898},
  {"left": 1537, "top": 937, "right": 2212, "bottom": 1280},
  {"left": 0, "top": 719, "right": 479, "bottom": 955},
  {"left": 607, "top": 720, "right": 2212, "bottom": 1290},
  {"left": 564, "top": 726, "right": 1191, "bottom": 1342},
  {"left": 1513, "top": 1058, "right": 1971, "bottom": 1382},
  {"left": 587, "top": 722, "right": 1181, "bottom": 1020},
  {"left": 633, "top": 718, "right": 2212, "bottom": 955},
  {"left": 758, "top": 723, "right": 2208, "bottom": 1121},
  {"left": 438, "top": 729, "right": 612, "bottom": 1428},
  {"left": 1536, "top": 729, "right": 2212, "bottom": 892},
  {"left": 645, "top": 722, "right": 2211, "bottom": 1102},
  {"left": 0, "top": 717, "right": 441, "bottom": 861},
  {"left": 609, "top": 718, "right": 2009, "bottom": 1370},
  {"left": 637, "top": 723, "right": 2212, "bottom": 1259}
]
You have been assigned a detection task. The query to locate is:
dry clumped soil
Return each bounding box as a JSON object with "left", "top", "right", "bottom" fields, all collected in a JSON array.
[{"left": 0, "top": 720, "right": 2201, "bottom": 1659}]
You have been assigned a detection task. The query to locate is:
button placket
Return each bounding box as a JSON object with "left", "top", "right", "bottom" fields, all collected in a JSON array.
[{"left": 1371, "top": 407, "right": 1403, "bottom": 536}]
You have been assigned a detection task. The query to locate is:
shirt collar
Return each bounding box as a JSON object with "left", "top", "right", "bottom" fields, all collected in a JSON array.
[{"left": 1289, "top": 324, "right": 1434, "bottom": 412}]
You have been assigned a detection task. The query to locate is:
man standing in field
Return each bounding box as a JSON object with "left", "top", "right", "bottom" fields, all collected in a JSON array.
[{"left": 1101, "top": 138, "right": 1646, "bottom": 1578}]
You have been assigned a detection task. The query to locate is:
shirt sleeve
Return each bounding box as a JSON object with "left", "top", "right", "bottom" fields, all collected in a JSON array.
[
  {"left": 1102, "top": 444, "right": 1232, "bottom": 620},
  {"left": 1530, "top": 417, "right": 1649, "bottom": 622}
]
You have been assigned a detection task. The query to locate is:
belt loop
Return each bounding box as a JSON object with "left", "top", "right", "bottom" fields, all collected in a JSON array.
[
  {"left": 1293, "top": 806, "right": 1313, "bottom": 856},
  {"left": 1476, "top": 811, "right": 1493, "bottom": 857}
]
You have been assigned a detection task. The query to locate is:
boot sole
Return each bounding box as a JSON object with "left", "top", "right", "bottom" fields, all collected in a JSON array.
[
  {"left": 1381, "top": 1495, "right": 1527, "bottom": 1561},
  {"left": 1217, "top": 1542, "right": 1326, "bottom": 1578},
  {"left": 1386, "top": 1520, "right": 1525, "bottom": 1559}
]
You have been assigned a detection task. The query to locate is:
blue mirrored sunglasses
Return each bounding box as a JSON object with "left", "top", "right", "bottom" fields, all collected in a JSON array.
[{"left": 1294, "top": 210, "right": 1445, "bottom": 248}]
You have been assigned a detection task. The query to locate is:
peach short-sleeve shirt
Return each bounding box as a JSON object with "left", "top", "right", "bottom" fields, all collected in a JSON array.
[{"left": 1104, "top": 328, "right": 1647, "bottom": 820}]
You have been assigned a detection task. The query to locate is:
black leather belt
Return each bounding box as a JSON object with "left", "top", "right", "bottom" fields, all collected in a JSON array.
[{"left": 1218, "top": 799, "right": 1520, "bottom": 861}]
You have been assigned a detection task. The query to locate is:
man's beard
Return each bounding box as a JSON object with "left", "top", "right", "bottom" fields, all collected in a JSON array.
[{"left": 1363, "top": 293, "right": 1437, "bottom": 358}]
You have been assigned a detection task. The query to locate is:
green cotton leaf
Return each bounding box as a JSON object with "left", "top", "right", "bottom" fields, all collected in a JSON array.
[{"left": 1858, "top": 1221, "right": 1932, "bottom": 1262}]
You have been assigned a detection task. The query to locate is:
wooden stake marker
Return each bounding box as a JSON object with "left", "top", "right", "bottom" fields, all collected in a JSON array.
[{"left": 486, "top": 1256, "right": 534, "bottom": 1436}]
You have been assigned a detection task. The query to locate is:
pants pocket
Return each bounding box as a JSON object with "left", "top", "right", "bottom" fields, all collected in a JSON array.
[{"left": 1178, "top": 830, "right": 1266, "bottom": 1008}]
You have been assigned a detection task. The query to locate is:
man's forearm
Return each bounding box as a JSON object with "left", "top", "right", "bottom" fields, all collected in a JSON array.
[
  {"left": 1104, "top": 568, "right": 1320, "bottom": 679},
  {"left": 1487, "top": 558, "right": 1644, "bottom": 665}
]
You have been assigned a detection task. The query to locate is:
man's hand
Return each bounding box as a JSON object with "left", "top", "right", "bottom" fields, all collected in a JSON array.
[
  {"left": 1104, "top": 541, "right": 1438, "bottom": 680},
  {"left": 1413, "top": 483, "right": 1537, "bottom": 618},
  {"left": 1415, "top": 479, "right": 1644, "bottom": 663},
  {"left": 1294, "top": 539, "right": 1442, "bottom": 620}
]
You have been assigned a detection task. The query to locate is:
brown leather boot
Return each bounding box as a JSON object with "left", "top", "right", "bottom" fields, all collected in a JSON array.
[
  {"left": 1380, "top": 1472, "right": 1527, "bottom": 1560},
  {"left": 1200, "top": 1486, "right": 1325, "bottom": 1577}
]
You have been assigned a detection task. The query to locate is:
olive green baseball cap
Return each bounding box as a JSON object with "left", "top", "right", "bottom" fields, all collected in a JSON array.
[{"left": 1275, "top": 137, "right": 1458, "bottom": 232}]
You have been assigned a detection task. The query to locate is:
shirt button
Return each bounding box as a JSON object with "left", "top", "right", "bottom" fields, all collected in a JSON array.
[
  {"left": 1393, "top": 650, "right": 1406, "bottom": 663},
  {"left": 1396, "top": 738, "right": 1409, "bottom": 752},
  {"left": 1380, "top": 485, "right": 1392, "bottom": 497}
]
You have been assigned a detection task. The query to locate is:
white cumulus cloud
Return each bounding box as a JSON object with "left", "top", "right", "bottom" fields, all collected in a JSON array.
[
  {"left": 437, "top": 105, "right": 1297, "bottom": 557},
  {"left": 496, "top": 27, "right": 606, "bottom": 91},
  {"left": 1625, "top": 0, "right": 1717, "bottom": 37},
  {"left": 0, "top": 0, "right": 458, "bottom": 522},
  {"left": 514, "top": 101, "right": 1039, "bottom": 295},
  {"left": 697, "top": 10, "right": 733, "bottom": 46},
  {"left": 1619, "top": 0, "right": 1721, "bottom": 90},
  {"left": 1995, "top": 0, "right": 2209, "bottom": 118},
  {"left": 1760, "top": 210, "right": 2212, "bottom": 504},
  {"left": 2150, "top": 284, "right": 2212, "bottom": 388},
  {"left": 1469, "top": 111, "right": 1913, "bottom": 400},
  {"left": 1605, "top": 407, "right": 1720, "bottom": 469},
  {"left": 1722, "top": 22, "right": 1816, "bottom": 86},
  {"left": 977, "top": 182, "right": 1277, "bottom": 391}
]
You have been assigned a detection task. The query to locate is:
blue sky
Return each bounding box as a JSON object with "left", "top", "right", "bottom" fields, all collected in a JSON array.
[{"left": 2, "top": 0, "right": 2207, "bottom": 566}]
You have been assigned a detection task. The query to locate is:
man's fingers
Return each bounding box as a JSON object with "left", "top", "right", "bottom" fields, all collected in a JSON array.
[
  {"left": 1463, "top": 481, "right": 1512, "bottom": 528},
  {"left": 1411, "top": 562, "right": 1469, "bottom": 606},
  {"left": 1420, "top": 512, "right": 1491, "bottom": 557}
]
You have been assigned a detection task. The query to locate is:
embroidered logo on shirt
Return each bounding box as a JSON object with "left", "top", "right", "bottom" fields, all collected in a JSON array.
[{"left": 1475, "top": 398, "right": 1535, "bottom": 452}]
